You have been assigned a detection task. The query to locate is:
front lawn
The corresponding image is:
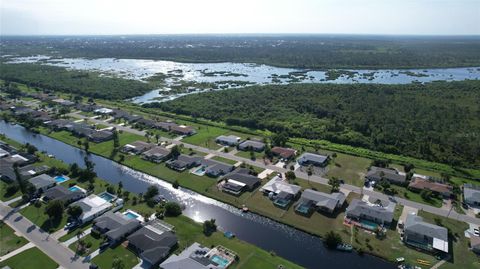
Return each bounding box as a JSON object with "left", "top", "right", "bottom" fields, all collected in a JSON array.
[
  {"left": 58, "top": 223, "right": 93, "bottom": 242},
  {"left": 0, "top": 221, "right": 28, "bottom": 256},
  {"left": 0, "top": 181, "right": 21, "bottom": 202},
  {"left": 91, "top": 245, "right": 139, "bottom": 269},
  {"left": 0, "top": 247, "right": 58, "bottom": 269},
  {"left": 69, "top": 233, "right": 103, "bottom": 256},
  {"left": 19, "top": 203, "right": 68, "bottom": 233}
]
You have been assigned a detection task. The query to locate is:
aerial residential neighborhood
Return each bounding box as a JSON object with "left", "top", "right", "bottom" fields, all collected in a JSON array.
[{"left": 0, "top": 1, "right": 479, "bottom": 269}]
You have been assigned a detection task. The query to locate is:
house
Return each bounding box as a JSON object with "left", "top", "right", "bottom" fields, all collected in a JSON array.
[
  {"left": 166, "top": 155, "right": 202, "bottom": 171},
  {"left": 160, "top": 242, "right": 237, "bottom": 269},
  {"left": 297, "top": 153, "right": 329, "bottom": 167},
  {"left": 69, "top": 123, "right": 95, "bottom": 137},
  {"left": 0, "top": 160, "right": 47, "bottom": 182},
  {"left": 10, "top": 106, "right": 35, "bottom": 116},
  {"left": 88, "top": 130, "right": 114, "bottom": 143},
  {"left": 366, "top": 166, "right": 407, "bottom": 185},
  {"left": 346, "top": 198, "right": 396, "bottom": 227},
  {"left": 92, "top": 212, "right": 141, "bottom": 243},
  {"left": 45, "top": 119, "right": 74, "bottom": 131},
  {"left": 137, "top": 118, "right": 157, "bottom": 129},
  {"left": 170, "top": 125, "right": 196, "bottom": 136},
  {"left": 216, "top": 135, "right": 241, "bottom": 146},
  {"left": 404, "top": 213, "right": 449, "bottom": 253},
  {"left": 52, "top": 98, "right": 75, "bottom": 106},
  {"left": 200, "top": 159, "right": 235, "bottom": 177},
  {"left": 463, "top": 184, "right": 480, "bottom": 208},
  {"left": 142, "top": 146, "right": 171, "bottom": 163},
  {"left": 238, "top": 140, "right": 265, "bottom": 152},
  {"left": 121, "top": 141, "right": 154, "bottom": 154},
  {"left": 295, "top": 189, "right": 346, "bottom": 214},
  {"left": 271, "top": 147, "right": 297, "bottom": 160},
  {"left": 261, "top": 175, "right": 302, "bottom": 208},
  {"left": 71, "top": 194, "right": 113, "bottom": 223},
  {"left": 155, "top": 121, "right": 176, "bottom": 132},
  {"left": 28, "top": 174, "right": 56, "bottom": 193},
  {"left": 42, "top": 185, "right": 86, "bottom": 205},
  {"left": 94, "top": 107, "right": 114, "bottom": 115},
  {"left": 470, "top": 235, "right": 480, "bottom": 254},
  {"left": 127, "top": 219, "right": 178, "bottom": 266},
  {"left": 408, "top": 178, "right": 453, "bottom": 198},
  {"left": 75, "top": 103, "right": 99, "bottom": 112},
  {"left": 221, "top": 168, "right": 261, "bottom": 196}
]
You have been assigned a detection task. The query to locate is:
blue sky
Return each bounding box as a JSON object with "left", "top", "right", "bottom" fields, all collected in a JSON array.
[{"left": 1, "top": 0, "right": 479, "bottom": 35}]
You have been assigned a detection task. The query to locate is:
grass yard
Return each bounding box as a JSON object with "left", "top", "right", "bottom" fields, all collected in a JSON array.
[
  {"left": 19, "top": 203, "right": 68, "bottom": 233},
  {"left": 0, "top": 181, "right": 21, "bottom": 202},
  {"left": 69, "top": 233, "right": 103, "bottom": 256},
  {"left": 181, "top": 125, "right": 245, "bottom": 150},
  {"left": 211, "top": 155, "right": 238, "bottom": 165},
  {"left": 390, "top": 185, "right": 443, "bottom": 208},
  {"left": 0, "top": 221, "right": 28, "bottom": 256},
  {"left": 91, "top": 245, "right": 139, "bottom": 269},
  {"left": 58, "top": 223, "right": 93, "bottom": 242},
  {"left": 0, "top": 247, "right": 58, "bottom": 269},
  {"left": 235, "top": 150, "right": 258, "bottom": 160},
  {"left": 325, "top": 153, "right": 371, "bottom": 187},
  {"left": 164, "top": 215, "right": 304, "bottom": 269}
]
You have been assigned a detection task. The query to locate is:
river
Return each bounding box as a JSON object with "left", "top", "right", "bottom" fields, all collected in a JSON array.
[{"left": 0, "top": 120, "right": 395, "bottom": 269}]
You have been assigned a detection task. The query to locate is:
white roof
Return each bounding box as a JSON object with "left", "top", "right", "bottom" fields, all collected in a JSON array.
[
  {"left": 74, "top": 194, "right": 112, "bottom": 222},
  {"left": 227, "top": 179, "right": 246, "bottom": 187},
  {"left": 433, "top": 238, "right": 449, "bottom": 252},
  {"left": 261, "top": 175, "right": 302, "bottom": 195}
]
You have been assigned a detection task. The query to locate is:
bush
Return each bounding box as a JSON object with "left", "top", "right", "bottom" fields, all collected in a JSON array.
[
  {"left": 165, "top": 202, "right": 182, "bottom": 217},
  {"left": 324, "top": 231, "right": 342, "bottom": 249},
  {"left": 202, "top": 219, "right": 217, "bottom": 236}
]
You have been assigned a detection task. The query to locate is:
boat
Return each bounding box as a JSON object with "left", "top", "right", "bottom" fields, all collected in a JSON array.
[
  {"left": 336, "top": 243, "right": 353, "bottom": 252},
  {"left": 416, "top": 259, "right": 430, "bottom": 265},
  {"left": 241, "top": 205, "right": 249, "bottom": 212},
  {"left": 224, "top": 231, "right": 235, "bottom": 239},
  {"left": 396, "top": 257, "right": 405, "bottom": 263}
]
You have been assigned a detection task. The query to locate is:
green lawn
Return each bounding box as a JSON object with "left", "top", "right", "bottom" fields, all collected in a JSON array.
[
  {"left": 211, "top": 155, "right": 238, "bottom": 165},
  {"left": 58, "top": 223, "right": 93, "bottom": 242},
  {"left": 181, "top": 125, "right": 245, "bottom": 150},
  {"left": 164, "top": 215, "right": 304, "bottom": 269},
  {"left": 91, "top": 245, "right": 139, "bottom": 269},
  {"left": 0, "top": 181, "right": 21, "bottom": 202},
  {"left": 0, "top": 221, "right": 28, "bottom": 256},
  {"left": 325, "top": 153, "right": 372, "bottom": 187},
  {"left": 390, "top": 185, "right": 443, "bottom": 208},
  {"left": 0, "top": 247, "right": 58, "bottom": 269},
  {"left": 19, "top": 203, "right": 68, "bottom": 233},
  {"left": 235, "top": 150, "right": 258, "bottom": 160},
  {"left": 69, "top": 233, "right": 103, "bottom": 256}
]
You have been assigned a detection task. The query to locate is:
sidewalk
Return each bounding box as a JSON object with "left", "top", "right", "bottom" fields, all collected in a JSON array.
[
  {"left": 0, "top": 242, "right": 35, "bottom": 261},
  {"left": 62, "top": 228, "right": 92, "bottom": 247}
]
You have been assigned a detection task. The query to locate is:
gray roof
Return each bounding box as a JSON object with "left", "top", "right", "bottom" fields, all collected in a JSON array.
[
  {"left": 405, "top": 214, "right": 448, "bottom": 242},
  {"left": 201, "top": 159, "right": 234, "bottom": 176},
  {"left": 346, "top": 198, "right": 395, "bottom": 224},
  {"left": 127, "top": 220, "right": 177, "bottom": 265},
  {"left": 300, "top": 189, "right": 346, "bottom": 211},
  {"left": 28, "top": 174, "right": 56, "bottom": 190},
  {"left": 297, "top": 153, "right": 328, "bottom": 165},
  {"left": 143, "top": 146, "right": 170, "bottom": 158},
  {"left": 88, "top": 130, "right": 113, "bottom": 140},
  {"left": 43, "top": 185, "right": 85, "bottom": 204},
  {"left": 366, "top": 166, "right": 406, "bottom": 183},
  {"left": 464, "top": 184, "right": 480, "bottom": 204},
  {"left": 123, "top": 141, "right": 153, "bottom": 152},
  {"left": 223, "top": 168, "right": 260, "bottom": 189},
  {"left": 238, "top": 140, "right": 265, "bottom": 150},
  {"left": 94, "top": 212, "right": 141, "bottom": 241},
  {"left": 216, "top": 135, "right": 240, "bottom": 145},
  {"left": 160, "top": 242, "right": 218, "bottom": 269}
]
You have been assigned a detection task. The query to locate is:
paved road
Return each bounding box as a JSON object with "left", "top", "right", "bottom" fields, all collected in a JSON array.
[
  {"left": 0, "top": 202, "right": 90, "bottom": 269},
  {"left": 69, "top": 112, "right": 480, "bottom": 226}
]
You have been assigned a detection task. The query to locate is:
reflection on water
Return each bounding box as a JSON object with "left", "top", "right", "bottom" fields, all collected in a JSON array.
[
  {"left": 5, "top": 55, "right": 480, "bottom": 103},
  {"left": 0, "top": 121, "right": 395, "bottom": 269}
]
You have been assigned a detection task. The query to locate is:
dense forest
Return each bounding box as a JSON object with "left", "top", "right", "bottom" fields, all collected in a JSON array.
[
  {"left": 0, "top": 63, "right": 152, "bottom": 99},
  {"left": 2, "top": 35, "right": 480, "bottom": 69},
  {"left": 150, "top": 81, "right": 480, "bottom": 168}
]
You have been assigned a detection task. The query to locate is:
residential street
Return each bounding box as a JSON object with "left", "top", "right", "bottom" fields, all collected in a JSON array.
[
  {"left": 69, "top": 112, "right": 480, "bottom": 226},
  {"left": 0, "top": 201, "right": 90, "bottom": 269}
]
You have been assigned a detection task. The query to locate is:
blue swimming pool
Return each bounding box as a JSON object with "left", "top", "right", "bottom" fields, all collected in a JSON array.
[
  {"left": 54, "top": 175, "right": 69, "bottom": 183},
  {"left": 192, "top": 166, "right": 206, "bottom": 176},
  {"left": 211, "top": 255, "right": 229, "bottom": 268},
  {"left": 124, "top": 212, "right": 140, "bottom": 219},
  {"left": 69, "top": 186, "right": 81, "bottom": 192},
  {"left": 99, "top": 192, "right": 115, "bottom": 202}
]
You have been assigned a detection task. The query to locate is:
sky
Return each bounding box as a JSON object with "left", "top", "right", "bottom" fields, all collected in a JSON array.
[{"left": 1, "top": 0, "right": 479, "bottom": 35}]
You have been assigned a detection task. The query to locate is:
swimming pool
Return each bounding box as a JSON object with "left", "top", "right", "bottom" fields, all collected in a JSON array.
[
  {"left": 360, "top": 219, "right": 379, "bottom": 231},
  {"left": 124, "top": 212, "right": 140, "bottom": 219},
  {"left": 211, "top": 255, "right": 229, "bottom": 268},
  {"left": 99, "top": 192, "right": 116, "bottom": 202},
  {"left": 192, "top": 166, "right": 206, "bottom": 176},
  {"left": 69, "top": 186, "right": 81, "bottom": 192},
  {"left": 54, "top": 175, "right": 70, "bottom": 183}
]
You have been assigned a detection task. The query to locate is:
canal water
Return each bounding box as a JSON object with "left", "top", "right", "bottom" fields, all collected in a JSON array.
[{"left": 0, "top": 121, "right": 395, "bottom": 269}]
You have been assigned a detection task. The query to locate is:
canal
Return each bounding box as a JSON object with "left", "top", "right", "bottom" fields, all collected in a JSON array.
[{"left": 0, "top": 120, "right": 395, "bottom": 269}]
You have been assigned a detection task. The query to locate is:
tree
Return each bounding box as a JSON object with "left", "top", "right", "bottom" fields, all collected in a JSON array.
[
  {"left": 328, "top": 177, "right": 340, "bottom": 192},
  {"left": 83, "top": 140, "right": 90, "bottom": 153},
  {"left": 325, "top": 231, "right": 342, "bottom": 249},
  {"left": 271, "top": 132, "right": 288, "bottom": 147},
  {"left": 118, "top": 154, "right": 125, "bottom": 163},
  {"left": 203, "top": 219, "right": 217, "bottom": 236},
  {"left": 24, "top": 143, "right": 37, "bottom": 154},
  {"left": 67, "top": 205, "right": 83, "bottom": 220},
  {"left": 420, "top": 189, "right": 433, "bottom": 201},
  {"left": 112, "top": 130, "right": 119, "bottom": 148},
  {"left": 45, "top": 200, "right": 64, "bottom": 221},
  {"left": 70, "top": 163, "right": 79, "bottom": 177},
  {"left": 169, "top": 145, "right": 181, "bottom": 159},
  {"left": 165, "top": 202, "right": 182, "bottom": 217},
  {"left": 155, "top": 133, "right": 160, "bottom": 144},
  {"left": 285, "top": 171, "right": 296, "bottom": 182},
  {"left": 112, "top": 255, "right": 125, "bottom": 269},
  {"left": 403, "top": 163, "right": 414, "bottom": 173},
  {"left": 144, "top": 186, "right": 159, "bottom": 201}
]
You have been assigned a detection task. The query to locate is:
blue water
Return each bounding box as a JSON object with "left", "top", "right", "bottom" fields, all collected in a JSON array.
[
  {"left": 69, "top": 186, "right": 81, "bottom": 192},
  {"left": 99, "top": 192, "right": 115, "bottom": 202},
  {"left": 211, "top": 255, "right": 229, "bottom": 268},
  {"left": 54, "top": 175, "right": 69, "bottom": 183},
  {"left": 124, "top": 212, "right": 139, "bottom": 219}
]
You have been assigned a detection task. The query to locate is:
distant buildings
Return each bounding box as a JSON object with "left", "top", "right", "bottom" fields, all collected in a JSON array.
[
  {"left": 166, "top": 155, "right": 202, "bottom": 172},
  {"left": 366, "top": 166, "right": 407, "bottom": 185},
  {"left": 215, "top": 135, "right": 241, "bottom": 146},
  {"left": 238, "top": 140, "right": 265, "bottom": 152},
  {"left": 297, "top": 153, "right": 328, "bottom": 167},
  {"left": 403, "top": 214, "right": 448, "bottom": 253},
  {"left": 463, "top": 184, "right": 480, "bottom": 208},
  {"left": 121, "top": 141, "right": 154, "bottom": 155},
  {"left": 408, "top": 178, "right": 453, "bottom": 198}
]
